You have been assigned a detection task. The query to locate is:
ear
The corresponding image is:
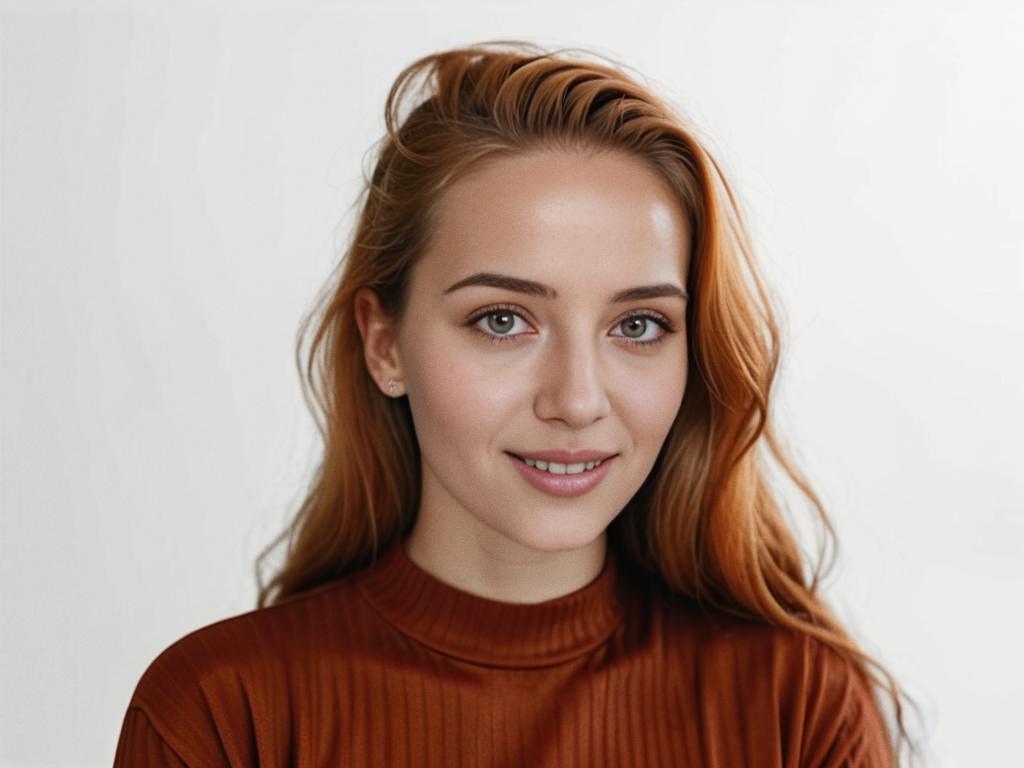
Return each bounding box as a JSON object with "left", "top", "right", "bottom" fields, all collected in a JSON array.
[{"left": 354, "top": 287, "right": 406, "bottom": 397}]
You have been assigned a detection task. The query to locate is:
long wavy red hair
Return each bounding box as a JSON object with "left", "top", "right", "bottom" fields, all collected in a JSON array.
[{"left": 255, "top": 40, "right": 919, "bottom": 763}]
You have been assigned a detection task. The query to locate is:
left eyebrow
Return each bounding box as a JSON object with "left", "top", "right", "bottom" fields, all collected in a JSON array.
[{"left": 442, "top": 272, "right": 688, "bottom": 303}]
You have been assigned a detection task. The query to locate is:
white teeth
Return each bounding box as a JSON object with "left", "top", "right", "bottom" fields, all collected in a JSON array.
[{"left": 522, "top": 457, "right": 602, "bottom": 475}]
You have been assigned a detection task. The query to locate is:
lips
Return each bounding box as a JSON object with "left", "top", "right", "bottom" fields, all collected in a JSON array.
[{"left": 506, "top": 451, "right": 615, "bottom": 497}]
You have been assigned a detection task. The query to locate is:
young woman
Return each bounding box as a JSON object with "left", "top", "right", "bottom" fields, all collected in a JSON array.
[{"left": 114, "top": 41, "right": 916, "bottom": 766}]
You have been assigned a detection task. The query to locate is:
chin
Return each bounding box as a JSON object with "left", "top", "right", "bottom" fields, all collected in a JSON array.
[{"left": 498, "top": 517, "right": 607, "bottom": 555}]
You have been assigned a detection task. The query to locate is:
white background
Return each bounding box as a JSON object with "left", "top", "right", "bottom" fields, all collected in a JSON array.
[{"left": 2, "top": 1, "right": 1022, "bottom": 765}]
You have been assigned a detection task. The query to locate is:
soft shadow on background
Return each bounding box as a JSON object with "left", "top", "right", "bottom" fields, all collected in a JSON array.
[{"left": 2, "top": 1, "right": 1021, "bottom": 765}]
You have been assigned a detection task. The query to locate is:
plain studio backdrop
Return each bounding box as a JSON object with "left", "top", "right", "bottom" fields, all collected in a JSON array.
[{"left": 2, "top": 1, "right": 1022, "bottom": 766}]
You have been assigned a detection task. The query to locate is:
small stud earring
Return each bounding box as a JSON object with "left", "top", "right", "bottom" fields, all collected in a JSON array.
[{"left": 386, "top": 378, "right": 399, "bottom": 394}]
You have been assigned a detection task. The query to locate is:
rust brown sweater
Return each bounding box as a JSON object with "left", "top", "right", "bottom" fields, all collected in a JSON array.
[{"left": 113, "top": 536, "right": 893, "bottom": 766}]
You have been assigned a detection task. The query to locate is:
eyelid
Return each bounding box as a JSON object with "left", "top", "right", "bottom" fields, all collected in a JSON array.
[
  {"left": 466, "top": 303, "right": 675, "bottom": 327},
  {"left": 465, "top": 303, "right": 535, "bottom": 327}
]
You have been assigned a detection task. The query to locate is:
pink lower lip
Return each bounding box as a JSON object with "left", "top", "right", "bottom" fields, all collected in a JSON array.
[{"left": 506, "top": 452, "right": 615, "bottom": 497}]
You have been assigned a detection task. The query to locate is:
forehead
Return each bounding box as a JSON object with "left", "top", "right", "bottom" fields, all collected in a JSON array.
[{"left": 418, "top": 149, "right": 691, "bottom": 293}]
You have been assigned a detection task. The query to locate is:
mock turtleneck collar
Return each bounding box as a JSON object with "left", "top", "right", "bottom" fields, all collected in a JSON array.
[{"left": 355, "top": 537, "right": 630, "bottom": 668}]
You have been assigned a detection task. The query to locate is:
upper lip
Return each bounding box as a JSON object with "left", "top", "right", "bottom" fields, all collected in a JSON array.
[{"left": 508, "top": 449, "right": 617, "bottom": 463}]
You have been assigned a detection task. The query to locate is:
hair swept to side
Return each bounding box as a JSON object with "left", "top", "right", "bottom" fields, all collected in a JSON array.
[{"left": 255, "top": 39, "right": 920, "bottom": 763}]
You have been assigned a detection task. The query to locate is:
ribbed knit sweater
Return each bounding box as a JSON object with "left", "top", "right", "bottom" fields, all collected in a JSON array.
[{"left": 113, "top": 536, "right": 893, "bottom": 766}]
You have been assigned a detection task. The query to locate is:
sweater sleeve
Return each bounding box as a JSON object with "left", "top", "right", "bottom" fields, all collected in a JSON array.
[
  {"left": 113, "top": 628, "right": 253, "bottom": 767},
  {"left": 800, "top": 638, "right": 895, "bottom": 768},
  {"left": 113, "top": 708, "right": 189, "bottom": 767}
]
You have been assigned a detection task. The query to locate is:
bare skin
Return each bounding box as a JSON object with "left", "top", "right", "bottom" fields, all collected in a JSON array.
[{"left": 355, "top": 147, "right": 690, "bottom": 604}]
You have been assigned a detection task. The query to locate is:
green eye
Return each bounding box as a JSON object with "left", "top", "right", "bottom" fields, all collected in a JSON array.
[
  {"left": 620, "top": 317, "right": 648, "bottom": 339},
  {"left": 486, "top": 312, "right": 516, "bottom": 334}
]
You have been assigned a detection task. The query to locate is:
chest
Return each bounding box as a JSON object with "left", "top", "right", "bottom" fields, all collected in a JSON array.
[{"left": 211, "top": 651, "right": 799, "bottom": 767}]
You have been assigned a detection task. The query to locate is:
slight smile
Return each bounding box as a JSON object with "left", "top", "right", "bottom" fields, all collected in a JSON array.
[{"left": 505, "top": 452, "right": 617, "bottom": 497}]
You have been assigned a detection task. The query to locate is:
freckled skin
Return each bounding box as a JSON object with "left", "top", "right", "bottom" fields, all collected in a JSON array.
[{"left": 355, "top": 148, "right": 690, "bottom": 604}]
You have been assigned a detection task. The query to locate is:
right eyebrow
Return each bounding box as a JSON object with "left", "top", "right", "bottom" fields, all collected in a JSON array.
[{"left": 444, "top": 272, "right": 555, "bottom": 299}]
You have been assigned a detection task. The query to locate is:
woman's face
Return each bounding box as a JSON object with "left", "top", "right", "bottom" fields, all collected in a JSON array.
[{"left": 363, "top": 148, "right": 690, "bottom": 558}]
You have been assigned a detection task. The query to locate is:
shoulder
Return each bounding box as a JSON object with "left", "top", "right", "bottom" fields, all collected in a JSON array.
[
  {"left": 657, "top": 592, "right": 866, "bottom": 686},
  {"left": 121, "top": 576, "right": 371, "bottom": 764},
  {"left": 130, "top": 576, "right": 364, "bottom": 697},
  {"left": 655, "top": 596, "right": 894, "bottom": 766}
]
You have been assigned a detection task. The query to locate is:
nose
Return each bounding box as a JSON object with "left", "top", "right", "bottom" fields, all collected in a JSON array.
[{"left": 533, "top": 331, "right": 612, "bottom": 429}]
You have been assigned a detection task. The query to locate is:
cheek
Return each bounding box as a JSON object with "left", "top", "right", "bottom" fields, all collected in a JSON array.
[
  {"left": 403, "top": 337, "right": 523, "bottom": 454},
  {"left": 614, "top": 356, "right": 686, "bottom": 446}
]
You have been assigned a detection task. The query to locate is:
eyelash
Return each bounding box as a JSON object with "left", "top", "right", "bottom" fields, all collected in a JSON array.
[{"left": 466, "top": 303, "right": 678, "bottom": 348}]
